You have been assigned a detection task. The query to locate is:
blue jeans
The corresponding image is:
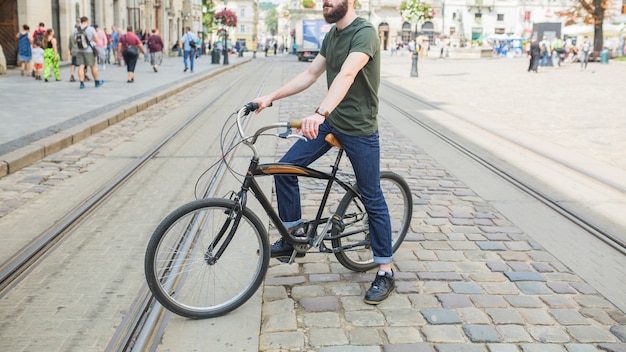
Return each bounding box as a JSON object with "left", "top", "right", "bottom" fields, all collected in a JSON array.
[
  {"left": 275, "top": 121, "right": 393, "bottom": 264},
  {"left": 183, "top": 49, "right": 194, "bottom": 71}
]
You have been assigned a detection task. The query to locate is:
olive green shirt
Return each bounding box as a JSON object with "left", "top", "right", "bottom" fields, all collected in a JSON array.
[{"left": 320, "top": 17, "right": 380, "bottom": 136}]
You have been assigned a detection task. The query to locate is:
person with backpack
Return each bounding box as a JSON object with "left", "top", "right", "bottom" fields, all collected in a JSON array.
[
  {"left": 72, "top": 16, "right": 104, "bottom": 89},
  {"left": 32, "top": 22, "right": 46, "bottom": 46},
  {"left": 539, "top": 36, "right": 550, "bottom": 67},
  {"left": 180, "top": 27, "right": 196, "bottom": 73},
  {"left": 579, "top": 36, "right": 591, "bottom": 71},
  {"left": 118, "top": 25, "right": 144, "bottom": 83}
]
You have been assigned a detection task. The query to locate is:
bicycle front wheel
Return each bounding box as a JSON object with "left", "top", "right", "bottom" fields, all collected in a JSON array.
[
  {"left": 145, "top": 198, "right": 269, "bottom": 319},
  {"left": 332, "top": 171, "right": 413, "bottom": 272}
]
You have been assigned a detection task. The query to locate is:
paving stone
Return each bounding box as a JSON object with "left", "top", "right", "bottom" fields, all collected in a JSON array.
[
  {"left": 261, "top": 312, "right": 298, "bottom": 332},
  {"left": 437, "top": 293, "right": 473, "bottom": 308},
  {"left": 496, "top": 324, "right": 533, "bottom": 343},
  {"left": 419, "top": 272, "right": 464, "bottom": 281},
  {"left": 531, "top": 262, "right": 554, "bottom": 272},
  {"left": 263, "top": 298, "right": 295, "bottom": 317},
  {"left": 383, "top": 327, "right": 424, "bottom": 344},
  {"left": 383, "top": 308, "right": 427, "bottom": 326},
  {"left": 463, "top": 324, "right": 502, "bottom": 343},
  {"left": 309, "top": 328, "right": 349, "bottom": 346},
  {"left": 579, "top": 308, "right": 617, "bottom": 325},
  {"left": 303, "top": 312, "right": 341, "bottom": 328},
  {"left": 435, "top": 344, "right": 487, "bottom": 352},
  {"left": 420, "top": 308, "right": 462, "bottom": 324},
  {"left": 382, "top": 342, "right": 434, "bottom": 352},
  {"left": 330, "top": 282, "right": 362, "bottom": 296},
  {"left": 259, "top": 331, "right": 305, "bottom": 351},
  {"left": 520, "top": 308, "right": 557, "bottom": 325},
  {"left": 541, "top": 295, "right": 577, "bottom": 308},
  {"left": 516, "top": 282, "right": 553, "bottom": 295},
  {"left": 519, "top": 344, "right": 567, "bottom": 352},
  {"left": 320, "top": 345, "right": 380, "bottom": 352},
  {"left": 290, "top": 284, "right": 325, "bottom": 299},
  {"left": 503, "top": 272, "right": 546, "bottom": 282},
  {"left": 408, "top": 294, "right": 441, "bottom": 308},
  {"left": 349, "top": 328, "right": 383, "bottom": 345},
  {"left": 486, "top": 344, "right": 521, "bottom": 352},
  {"left": 485, "top": 308, "right": 526, "bottom": 325},
  {"left": 344, "top": 310, "right": 386, "bottom": 327},
  {"left": 527, "top": 326, "right": 571, "bottom": 343},
  {"left": 547, "top": 282, "right": 578, "bottom": 294},
  {"left": 309, "top": 273, "right": 341, "bottom": 282},
  {"left": 568, "top": 326, "right": 618, "bottom": 343},
  {"left": 340, "top": 296, "right": 377, "bottom": 311},
  {"left": 476, "top": 242, "right": 507, "bottom": 251},
  {"left": 597, "top": 343, "right": 626, "bottom": 352},
  {"left": 487, "top": 262, "right": 509, "bottom": 272},
  {"left": 263, "top": 286, "right": 288, "bottom": 301},
  {"left": 264, "top": 275, "right": 306, "bottom": 286},
  {"left": 565, "top": 343, "right": 606, "bottom": 352},
  {"left": 457, "top": 307, "right": 491, "bottom": 324},
  {"left": 507, "top": 262, "right": 532, "bottom": 272},
  {"left": 498, "top": 252, "right": 530, "bottom": 262},
  {"left": 422, "top": 281, "right": 453, "bottom": 294},
  {"left": 610, "top": 325, "right": 626, "bottom": 342},
  {"left": 396, "top": 280, "right": 420, "bottom": 294},
  {"left": 549, "top": 309, "right": 591, "bottom": 325},
  {"left": 450, "top": 282, "right": 483, "bottom": 294},
  {"left": 569, "top": 282, "right": 598, "bottom": 295},
  {"left": 471, "top": 295, "right": 508, "bottom": 308},
  {"left": 421, "top": 325, "right": 466, "bottom": 343},
  {"left": 481, "top": 282, "right": 519, "bottom": 295},
  {"left": 504, "top": 295, "right": 542, "bottom": 308},
  {"left": 425, "top": 261, "right": 456, "bottom": 272},
  {"left": 299, "top": 296, "right": 339, "bottom": 312}
]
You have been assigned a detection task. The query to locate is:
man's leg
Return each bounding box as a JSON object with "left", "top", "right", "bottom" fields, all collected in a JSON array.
[{"left": 183, "top": 50, "right": 189, "bottom": 70}]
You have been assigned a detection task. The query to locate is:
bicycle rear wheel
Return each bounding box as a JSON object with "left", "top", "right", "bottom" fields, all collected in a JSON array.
[
  {"left": 332, "top": 171, "right": 412, "bottom": 272},
  {"left": 145, "top": 198, "right": 269, "bottom": 318}
]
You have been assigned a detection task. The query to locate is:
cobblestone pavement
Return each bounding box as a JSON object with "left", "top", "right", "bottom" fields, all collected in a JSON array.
[
  {"left": 256, "top": 57, "right": 626, "bottom": 351},
  {"left": 1, "top": 54, "right": 625, "bottom": 351}
]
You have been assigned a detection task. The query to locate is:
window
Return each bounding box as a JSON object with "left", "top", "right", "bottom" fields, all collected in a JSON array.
[
  {"left": 240, "top": 24, "right": 246, "bottom": 33},
  {"left": 474, "top": 13, "right": 482, "bottom": 24},
  {"left": 240, "top": 9, "right": 246, "bottom": 18},
  {"left": 497, "top": 14, "right": 504, "bottom": 21},
  {"left": 450, "top": 26, "right": 456, "bottom": 35}
]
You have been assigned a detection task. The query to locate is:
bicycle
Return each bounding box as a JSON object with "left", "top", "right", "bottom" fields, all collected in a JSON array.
[{"left": 144, "top": 102, "right": 413, "bottom": 319}]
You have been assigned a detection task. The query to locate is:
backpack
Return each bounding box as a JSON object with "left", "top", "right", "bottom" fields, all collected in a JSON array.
[
  {"left": 75, "top": 27, "right": 90, "bottom": 50},
  {"left": 33, "top": 30, "right": 45, "bottom": 46}
]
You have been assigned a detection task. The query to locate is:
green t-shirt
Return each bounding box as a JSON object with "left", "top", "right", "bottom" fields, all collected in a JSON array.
[{"left": 319, "top": 17, "right": 380, "bottom": 136}]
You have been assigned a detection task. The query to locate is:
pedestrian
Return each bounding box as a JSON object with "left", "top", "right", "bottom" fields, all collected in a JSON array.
[
  {"left": 551, "top": 36, "right": 563, "bottom": 68},
  {"left": 110, "top": 25, "right": 120, "bottom": 65},
  {"left": 539, "top": 36, "right": 550, "bottom": 67},
  {"left": 147, "top": 28, "right": 164, "bottom": 72},
  {"left": 273, "top": 41, "right": 278, "bottom": 55},
  {"left": 180, "top": 26, "right": 196, "bottom": 73},
  {"left": 32, "top": 41, "right": 44, "bottom": 80},
  {"left": 118, "top": 25, "right": 144, "bottom": 83},
  {"left": 94, "top": 25, "right": 107, "bottom": 70},
  {"left": 142, "top": 29, "right": 151, "bottom": 62},
  {"left": 251, "top": 0, "right": 395, "bottom": 305},
  {"left": 16, "top": 24, "right": 33, "bottom": 77},
  {"left": 32, "top": 22, "right": 46, "bottom": 45},
  {"left": 42, "top": 28, "right": 60, "bottom": 82},
  {"left": 527, "top": 36, "right": 540, "bottom": 73},
  {"left": 68, "top": 28, "right": 91, "bottom": 82},
  {"left": 579, "top": 36, "right": 591, "bottom": 71},
  {"left": 72, "top": 16, "right": 104, "bottom": 89},
  {"left": 104, "top": 27, "right": 112, "bottom": 64}
]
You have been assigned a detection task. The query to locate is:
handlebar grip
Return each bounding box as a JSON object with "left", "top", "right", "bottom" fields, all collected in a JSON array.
[
  {"left": 244, "top": 102, "right": 259, "bottom": 112},
  {"left": 289, "top": 121, "right": 302, "bottom": 129}
]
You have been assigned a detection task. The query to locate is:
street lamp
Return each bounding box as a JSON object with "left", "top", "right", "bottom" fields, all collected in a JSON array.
[{"left": 411, "top": 23, "right": 419, "bottom": 77}]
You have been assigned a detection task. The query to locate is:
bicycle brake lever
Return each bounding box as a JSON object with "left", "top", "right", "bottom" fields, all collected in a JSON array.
[{"left": 286, "top": 134, "right": 307, "bottom": 142}]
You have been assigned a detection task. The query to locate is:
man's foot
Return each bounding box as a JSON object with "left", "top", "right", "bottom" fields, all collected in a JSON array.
[
  {"left": 79, "top": 82, "right": 85, "bottom": 89},
  {"left": 70, "top": 75, "right": 76, "bottom": 82},
  {"left": 84, "top": 76, "right": 91, "bottom": 82},
  {"left": 153, "top": 66, "right": 157, "bottom": 72},
  {"left": 364, "top": 270, "right": 395, "bottom": 305},
  {"left": 270, "top": 222, "right": 308, "bottom": 260},
  {"left": 184, "top": 67, "right": 188, "bottom": 72},
  {"left": 95, "top": 80, "right": 104, "bottom": 88}
]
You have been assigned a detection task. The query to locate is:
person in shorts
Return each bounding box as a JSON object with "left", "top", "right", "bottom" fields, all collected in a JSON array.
[{"left": 72, "top": 16, "right": 104, "bottom": 89}]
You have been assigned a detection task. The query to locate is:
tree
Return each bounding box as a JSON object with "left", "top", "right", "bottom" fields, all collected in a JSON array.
[
  {"left": 400, "top": 0, "right": 435, "bottom": 27},
  {"left": 266, "top": 7, "right": 279, "bottom": 37},
  {"left": 202, "top": 0, "right": 216, "bottom": 33},
  {"left": 557, "top": 0, "right": 610, "bottom": 52}
]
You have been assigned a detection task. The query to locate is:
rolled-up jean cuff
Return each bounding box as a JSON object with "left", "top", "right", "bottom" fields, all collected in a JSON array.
[
  {"left": 374, "top": 256, "right": 393, "bottom": 264},
  {"left": 283, "top": 220, "right": 302, "bottom": 230}
]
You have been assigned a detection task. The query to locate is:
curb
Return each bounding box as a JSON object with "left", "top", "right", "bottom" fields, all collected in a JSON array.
[{"left": 0, "top": 59, "right": 251, "bottom": 178}]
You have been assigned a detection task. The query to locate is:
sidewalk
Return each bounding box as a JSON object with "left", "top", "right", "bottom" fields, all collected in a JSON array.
[{"left": 0, "top": 53, "right": 249, "bottom": 177}]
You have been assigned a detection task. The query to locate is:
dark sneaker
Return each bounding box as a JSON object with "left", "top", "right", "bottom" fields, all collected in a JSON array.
[
  {"left": 270, "top": 222, "right": 308, "bottom": 259},
  {"left": 79, "top": 82, "right": 85, "bottom": 89},
  {"left": 364, "top": 271, "right": 395, "bottom": 305},
  {"left": 95, "top": 80, "right": 104, "bottom": 88}
]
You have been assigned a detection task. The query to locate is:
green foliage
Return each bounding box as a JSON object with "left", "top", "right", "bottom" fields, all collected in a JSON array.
[
  {"left": 302, "top": 0, "right": 316, "bottom": 8},
  {"left": 400, "top": 0, "right": 435, "bottom": 23},
  {"left": 259, "top": 2, "right": 277, "bottom": 11},
  {"left": 202, "top": 0, "right": 216, "bottom": 32},
  {"left": 266, "top": 7, "right": 279, "bottom": 35}
]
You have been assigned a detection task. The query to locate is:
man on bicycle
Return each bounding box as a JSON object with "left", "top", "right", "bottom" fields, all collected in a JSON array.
[{"left": 252, "top": 0, "right": 394, "bottom": 304}]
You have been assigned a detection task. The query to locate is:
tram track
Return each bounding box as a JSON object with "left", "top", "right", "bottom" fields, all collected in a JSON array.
[
  {"left": 380, "top": 80, "right": 626, "bottom": 256},
  {"left": 0, "top": 58, "right": 278, "bottom": 351}
]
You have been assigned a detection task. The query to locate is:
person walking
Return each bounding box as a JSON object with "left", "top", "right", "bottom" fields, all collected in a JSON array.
[
  {"left": 32, "top": 41, "right": 44, "bottom": 80},
  {"left": 42, "top": 28, "right": 60, "bottom": 82},
  {"left": 16, "top": 24, "right": 32, "bottom": 77},
  {"left": 104, "top": 27, "right": 112, "bottom": 64},
  {"left": 180, "top": 27, "right": 196, "bottom": 72},
  {"left": 539, "top": 36, "right": 550, "bottom": 67},
  {"left": 527, "top": 36, "right": 540, "bottom": 73},
  {"left": 579, "top": 36, "right": 591, "bottom": 71},
  {"left": 110, "top": 25, "right": 120, "bottom": 65},
  {"left": 147, "top": 28, "right": 164, "bottom": 72},
  {"left": 68, "top": 28, "right": 91, "bottom": 82},
  {"left": 118, "top": 26, "right": 144, "bottom": 83},
  {"left": 94, "top": 25, "right": 107, "bottom": 70},
  {"left": 551, "top": 36, "right": 563, "bottom": 68},
  {"left": 72, "top": 16, "right": 104, "bottom": 89},
  {"left": 141, "top": 29, "right": 151, "bottom": 63},
  {"left": 252, "top": 0, "right": 396, "bottom": 305}
]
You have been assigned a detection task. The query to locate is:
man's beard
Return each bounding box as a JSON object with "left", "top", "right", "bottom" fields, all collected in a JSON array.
[{"left": 323, "top": 0, "right": 348, "bottom": 24}]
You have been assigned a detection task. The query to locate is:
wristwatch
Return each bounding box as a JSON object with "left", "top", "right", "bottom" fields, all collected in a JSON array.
[{"left": 315, "top": 106, "right": 329, "bottom": 118}]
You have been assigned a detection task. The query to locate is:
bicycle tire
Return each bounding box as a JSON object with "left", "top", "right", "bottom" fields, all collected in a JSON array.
[
  {"left": 145, "top": 198, "right": 269, "bottom": 319},
  {"left": 332, "top": 171, "right": 412, "bottom": 272}
]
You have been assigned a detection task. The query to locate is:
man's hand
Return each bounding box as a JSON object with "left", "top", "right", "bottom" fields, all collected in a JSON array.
[
  {"left": 299, "top": 113, "right": 325, "bottom": 140},
  {"left": 251, "top": 95, "right": 273, "bottom": 114}
]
